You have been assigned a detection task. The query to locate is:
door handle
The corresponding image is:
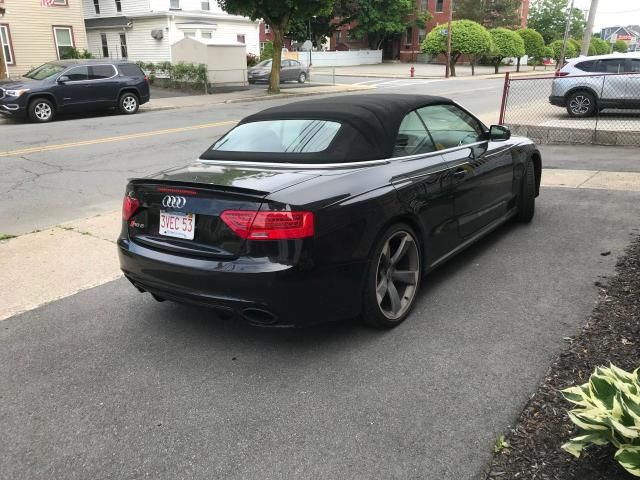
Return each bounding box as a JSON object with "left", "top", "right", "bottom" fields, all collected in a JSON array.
[{"left": 453, "top": 168, "right": 467, "bottom": 179}]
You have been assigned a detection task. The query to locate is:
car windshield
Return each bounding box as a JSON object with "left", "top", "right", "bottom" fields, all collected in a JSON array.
[
  {"left": 23, "top": 63, "right": 66, "bottom": 80},
  {"left": 255, "top": 60, "right": 272, "bottom": 68},
  {"left": 211, "top": 120, "right": 341, "bottom": 153}
]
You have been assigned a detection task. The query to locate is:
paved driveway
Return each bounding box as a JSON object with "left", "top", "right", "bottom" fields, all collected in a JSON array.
[{"left": 2, "top": 187, "right": 639, "bottom": 480}]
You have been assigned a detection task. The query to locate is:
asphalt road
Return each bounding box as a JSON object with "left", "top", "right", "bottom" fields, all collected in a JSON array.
[
  {"left": 0, "top": 76, "right": 503, "bottom": 235},
  {"left": 2, "top": 187, "right": 640, "bottom": 480}
]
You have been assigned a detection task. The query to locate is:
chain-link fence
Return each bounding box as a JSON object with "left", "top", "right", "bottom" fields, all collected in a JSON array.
[{"left": 499, "top": 72, "right": 640, "bottom": 146}]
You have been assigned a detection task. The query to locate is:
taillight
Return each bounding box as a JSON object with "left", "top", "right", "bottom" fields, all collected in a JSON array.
[
  {"left": 144, "top": 75, "right": 149, "bottom": 83},
  {"left": 555, "top": 70, "right": 569, "bottom": 77},
  {"left": 220, "top": 210, "right": 314, "bottom": 240},
  {"left": 122, "top": 194, "right": 140, "bottom": 220}
]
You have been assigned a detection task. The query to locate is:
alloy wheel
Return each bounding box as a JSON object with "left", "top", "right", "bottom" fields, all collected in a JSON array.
[
  {"left": 123, "top": 96, "right": 137, "bottom": 112},
  {"left": 375, "top": 230, "right": 420, "bottom": 320},
  {"left": 569, "top": 95, "right": 591, "bottom": 115},
  {"left": 34, "top": 102, "right": 52, "bottom": 121}
]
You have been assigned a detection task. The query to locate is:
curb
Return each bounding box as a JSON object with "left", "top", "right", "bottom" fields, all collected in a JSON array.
[
  {"left": 142, "top": 85, "right": 376, "bottom": 112},
  {"left": 510, "top": 124, "right": 640, "bottom": 147}
]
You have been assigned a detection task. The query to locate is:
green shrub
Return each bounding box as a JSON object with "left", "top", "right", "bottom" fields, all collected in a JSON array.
[
  {"left": 247, "top": 53, "right": 259, "bottom": 67},
  {"left": 561, "top": 364, "right": 640, "bottom": 477},
  {"left": 60, "top": 47, "right": 94, "bottom": 59},
  {"left": 135, "top": 61, "right": 207, "bottom": 88},
  {"left": 261, "top": 42, "right": 274, "bottom": 61}
]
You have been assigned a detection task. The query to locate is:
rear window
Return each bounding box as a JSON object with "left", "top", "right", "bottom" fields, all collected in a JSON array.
[
  {"left": 575, "top": 60, "right": 595, "bottom": 72},
  {"left": 211, "top": 120, "right": 342, "bottom": 153},
  {"left": 117, "top": 63, "right": 145, "bottom": 77}
]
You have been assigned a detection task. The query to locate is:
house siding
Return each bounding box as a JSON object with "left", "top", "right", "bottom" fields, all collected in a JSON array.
[
  {"left": 83, "top": 0, "right": 151, "bottom": 19},
  {"left": 3, "top": 0, "right": 88, "bottom": 77}
]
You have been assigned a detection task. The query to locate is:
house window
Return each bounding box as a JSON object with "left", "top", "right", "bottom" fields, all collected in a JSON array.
[
  {"left": 201, "top": 31, "right": 212, "bottom": 39},
  {"left": 100, "top": 33, "right": 109, "bottom": 57},
  {"left": 0, "top": 24, "right": 15, "bottom": 65},
  {"left": 420, "top": 0, "right": 427, "bottom": 10},
  {"left": 115, "top": 0, "right": 122, "bottom": 13},
  {"left": 52, "top": 0, "right": 68, "bottom": 5},
  {"left": 336, "top": 30, "right": 341, "bottom": 43},
  {"left": 237, "top": 34, "right": 245, "bottom": 44},
  {"left": 418, "top": 28, "right": 426, "bottom": 44},
  {"left": 264, "top": 24, "right": 270, "bottom": 34},
  {"left": 120, "top": 34, "right": 127, "bottom": 58},
  {"left": 405, "top": 27, "right": 413, "bottom": 46},
  {"left": 170, "top": 0, "right": 180, "bottom": 9},
  {"left": 53, "top": 26, "right": 75, "bottom": 59},
  {"left": 183, "top": 31, "right": 195, "bottom": 38},
  {"left": 436, "top": 0, "right": 444, "bottom": 12},
  {"left": 201, "top": 1, "right": 210, "bottom": 10},
  {"left": 93, "top": 0, "right": 100, "bottom": 14}
]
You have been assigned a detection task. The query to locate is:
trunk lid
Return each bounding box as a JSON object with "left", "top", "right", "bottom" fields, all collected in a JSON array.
[{"left": 126, "top": 163, "right": 320, "bottom": 259}]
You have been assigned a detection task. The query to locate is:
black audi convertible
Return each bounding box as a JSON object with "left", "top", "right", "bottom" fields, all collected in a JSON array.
[{"left": 118, "top": 94, "right": 541, "bottom": 328}]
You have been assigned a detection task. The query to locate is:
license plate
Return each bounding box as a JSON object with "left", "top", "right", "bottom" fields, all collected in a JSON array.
[{"left": 159, "top": 210, "right": 195, "bottom": 240}]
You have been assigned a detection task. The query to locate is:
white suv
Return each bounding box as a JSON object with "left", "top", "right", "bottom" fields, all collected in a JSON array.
[{"left": 550, "top": 53, "right": 640, "bottom": 117}]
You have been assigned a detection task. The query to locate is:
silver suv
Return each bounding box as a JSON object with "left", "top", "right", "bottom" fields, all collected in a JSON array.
[{"left": 550, "top": 53, "right": 640, "bottom": 117}]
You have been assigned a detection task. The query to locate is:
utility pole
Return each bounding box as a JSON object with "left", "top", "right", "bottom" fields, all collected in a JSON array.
[
  {"left": 559, "top": 0, "right": 575, "bottom": 66},
  {"left": 580, "top": 0, "right": 599, "bottom": 56},
  {"left": 445, "top": 0, "right": 453, "bottom": 78}
]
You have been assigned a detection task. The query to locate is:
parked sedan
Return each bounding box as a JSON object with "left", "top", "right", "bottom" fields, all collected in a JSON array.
[
  {"left": 0, "top": 59, "right": 150, "bottom": 122},
  {"left": 118, "top": 95, "right": 542, "bottom": 328},
  {"left": 248, "top": 59, "right": 309, "bottom": 84}
]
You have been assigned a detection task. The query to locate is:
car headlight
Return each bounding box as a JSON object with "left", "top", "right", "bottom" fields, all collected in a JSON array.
[{"left": 5, "top": 89, "right": 30, "bottom": 97}]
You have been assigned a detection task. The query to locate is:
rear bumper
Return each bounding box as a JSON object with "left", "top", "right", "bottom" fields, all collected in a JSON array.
[
  {"left": 549, "top": 96, "right": 565, "bottom": 107},
  {"left": 118, "top": 238, "right": 368, "bottom": 326}
]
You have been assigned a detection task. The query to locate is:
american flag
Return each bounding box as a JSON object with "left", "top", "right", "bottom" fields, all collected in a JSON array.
[{"left": 41, "top": 0, "right": 56, "bottom": 6}]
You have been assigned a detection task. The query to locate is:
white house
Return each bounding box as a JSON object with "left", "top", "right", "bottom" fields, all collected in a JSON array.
[{"left": 82, "top": 0, "right": 260, "bottom": 63}]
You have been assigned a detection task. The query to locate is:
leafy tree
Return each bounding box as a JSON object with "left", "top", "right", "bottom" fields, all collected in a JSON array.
[
  {"left": 613, "top": 40, "right": 628, "bottom": 53},
  {"left": 528, "top": 0, "right": 587, "bottom": 44},
  {"left": 454, "top": 0, "right": 522, "bottom": 29},
  {"left": 489, "top": 28, "right": 525, "bottom": 73},
  {"left": 589, "top": 37, "right": 610, "bottom": 56},
  {"left": 216, "top": 0, "right": 333, "bottom": 93},
  {"left": 517, "top": 28, "right": 544, "bottom": 70},
  {"left": 287, "top": 0, "right": 360, "bottom": 48},
  {"left": 549, "top": 39, "right": 577, "bottom": 66},
  {"left": 349, "top": 0, "right": 417, "bottom": 50},
  {"left": 421, "top": 20, "right": 492, "bottom": 77}
]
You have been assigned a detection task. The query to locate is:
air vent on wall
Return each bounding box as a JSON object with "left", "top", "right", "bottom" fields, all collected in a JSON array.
[{"left": 151, "top": 29, "right": 164, "bottom": 40}]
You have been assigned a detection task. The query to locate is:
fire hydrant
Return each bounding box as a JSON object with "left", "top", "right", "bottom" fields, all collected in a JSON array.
[{"left": 410, "top": 66, "right": 415, "bottom": 78}]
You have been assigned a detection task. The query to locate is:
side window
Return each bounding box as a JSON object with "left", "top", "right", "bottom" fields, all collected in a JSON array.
[
  {"left": 575, "top": 60, "right": 595, "bottom": 72},
  {"left": 417, "top": 104, "right": 484, "bottom": 150},
  {"left": 281, "top": 60, "right": 291, "bottom": 67},
  {"left": 117, "top": 63, "right": 144, "bottom": 77},
  {"left": 89, "top": 65, "right": 116, "bottom": 79},
  {"left": 64, "top": 66, "right": 89, "bottom": 81},
  {"left": 393, "top": 110, "right": 436, "bottom": 157},
  {"left": 593, "top": 59, "right": 626, "bottom": 74},
  {"left": 630, "top": 59, "right": 640, "bottom": 73}
]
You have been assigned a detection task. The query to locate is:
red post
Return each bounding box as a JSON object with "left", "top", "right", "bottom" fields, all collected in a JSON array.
[
  {"left": 410, "top": 66, "right": 415, "bottom": 78},
  {"left": 498, "top": 72, "right": 511, "bottom": 125}
]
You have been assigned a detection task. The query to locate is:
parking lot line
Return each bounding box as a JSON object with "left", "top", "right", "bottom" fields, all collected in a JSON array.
[{"left": 0, "top": 120, "right": 238, "bottom": 158}]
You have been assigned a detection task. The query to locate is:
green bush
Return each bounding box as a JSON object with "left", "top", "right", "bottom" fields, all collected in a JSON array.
[
  {"left": 549, "top": 39, "right": 578, "bottom": 64},
  {"left": 517, "top": 28, "right": 545, "bottom": 66},
  {"left": 561, "top": 364, "right": 640, "bottom": 477},
  {"left": 489, "top": 28, "right": 525, "bottom": 73},
  {"left": 60, "top": 47, "right": 94, "bottom": 59},
  {"left": 134, "top": 61, "right": 207, "bottom": 88},
  {"left": 590, "top": 37, "right": 611, "bottom": 56},
  {"left": 613, "top": 40, "right": 628, "bottom": 53},
  {"left": 261, "top": 42, "right": 274, "bottom": 61}
]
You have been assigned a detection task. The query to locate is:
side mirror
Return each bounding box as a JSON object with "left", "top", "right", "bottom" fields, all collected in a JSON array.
[
  {"left": 57, "top": 75, "right": 70, "bottom": 84},
  {"left": 489, "top": 124, "right": 511, "bottom": 141}
]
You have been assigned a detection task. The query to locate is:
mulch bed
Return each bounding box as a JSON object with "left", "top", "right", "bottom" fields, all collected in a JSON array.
[{"left": 483, "top": 236, "right": 640, "bottom": 480}]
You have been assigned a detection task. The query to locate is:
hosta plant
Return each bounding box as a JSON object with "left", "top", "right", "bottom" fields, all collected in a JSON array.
[{"left": 561, "top": 364, "right": 640, "bottom": 477}]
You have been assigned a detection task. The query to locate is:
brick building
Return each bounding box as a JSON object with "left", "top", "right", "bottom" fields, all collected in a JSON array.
[
  {"left": 258, "top": 21, "right": 292, "bottom": 54},
  {"left": 330, "top": 0, "right": 529, "bottom": 62}
]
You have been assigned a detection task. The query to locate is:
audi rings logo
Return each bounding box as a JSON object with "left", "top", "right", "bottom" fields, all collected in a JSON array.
[{"left": 162, "top": 195, "right": 187, "bottom": 209}]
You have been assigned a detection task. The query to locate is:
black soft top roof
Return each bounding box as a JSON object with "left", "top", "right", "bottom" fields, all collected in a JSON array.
[{"left": 200, "top": 94, "right": 456, "bottom": 163}]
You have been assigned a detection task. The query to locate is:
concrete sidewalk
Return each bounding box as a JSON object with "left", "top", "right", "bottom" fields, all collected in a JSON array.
[
  {"left": 3, "top": 167, "right": 640, "bottom": 322},
  {"left": 142, "top": 83, "right": 375, "bottom": 111},
  {"left": 313, "top": 62, "right": 555, "bottom": 80}
]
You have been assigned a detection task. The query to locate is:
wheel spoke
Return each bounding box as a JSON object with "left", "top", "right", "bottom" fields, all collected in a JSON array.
[
  {"left": 387, "top": 281, "right": 402, "bottom": 314},
  {"left": 392, "top": 269, "right": 418, "bottom": 285},
  {"left": 376, "top": 277, "right": 388, "bottom": 303},
  {"left": 390, "top": 236, "right": 412, "bottom": 266}
]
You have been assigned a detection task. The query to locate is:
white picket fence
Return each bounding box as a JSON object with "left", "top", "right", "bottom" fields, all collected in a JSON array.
[{"left": 285, "top": 50, "right": 382, "bottom": 67}]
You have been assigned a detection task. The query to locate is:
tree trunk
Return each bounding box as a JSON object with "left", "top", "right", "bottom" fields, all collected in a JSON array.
[
  {"left": 494, "top": 61, "right": 500, "bottom": 74},
  {"left": 449, "top": 54, "right": 459, "bottom": 77},
  {"left": 517, "top": 57, "right": 521, "bottom": 73},
  {"left": 269, "top": 28, "right": 284, "bottom": 94},
  {"left": 471, "top": 57, "right": 475, "bottom": 76}
]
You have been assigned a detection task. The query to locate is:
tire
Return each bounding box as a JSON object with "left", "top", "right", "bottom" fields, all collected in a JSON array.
[
  {"left": 119, "top": 92, "right": 139, "bottom": 115},
  {"left": 362, "top": 223, "right": 422, "bottom": 329},
  {"left": 566, "top": 91, "right": 596, "bottom": 117},
  {"left": 298, "top": 72, "right": 307, "bottom": 84},
  {"left": 515, "top": 159, "right": 536, "bottom": 223},
  {"left": 28, "top": 98, "right": 55, "bottom": 123}
]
